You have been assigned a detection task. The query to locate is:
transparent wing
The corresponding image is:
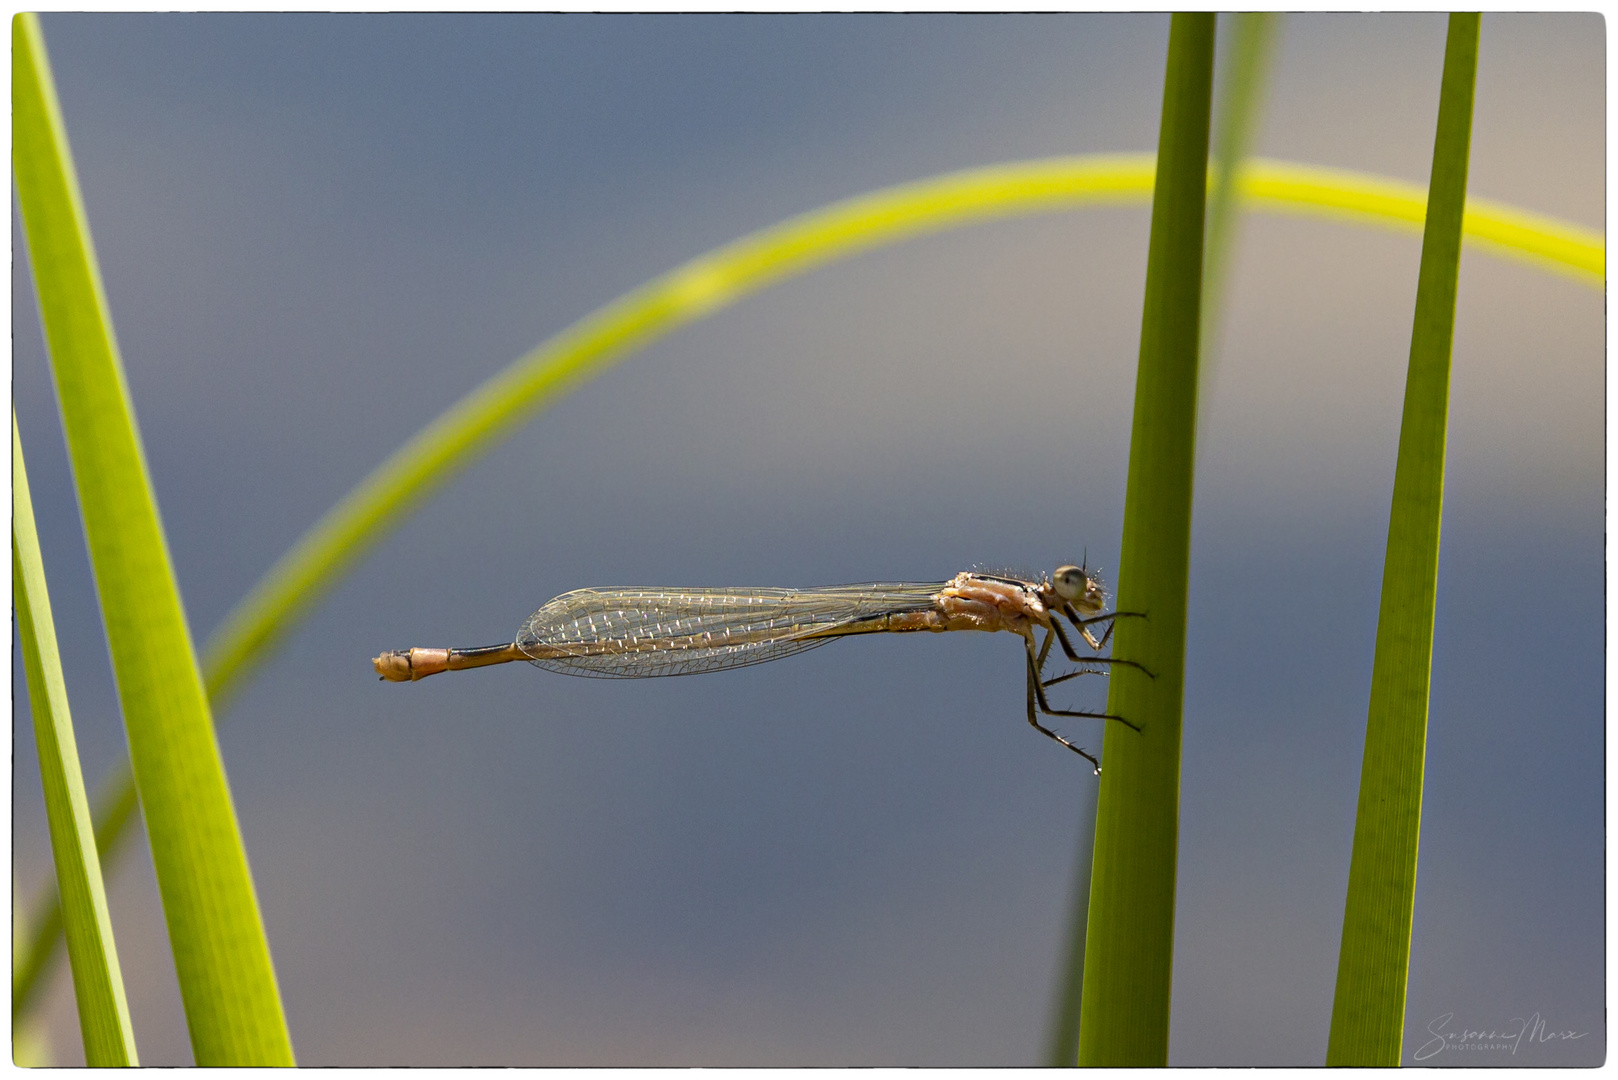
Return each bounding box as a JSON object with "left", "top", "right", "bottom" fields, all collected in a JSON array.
[{"left": 515, "top": 582, "right": 945, "bottom": 678}]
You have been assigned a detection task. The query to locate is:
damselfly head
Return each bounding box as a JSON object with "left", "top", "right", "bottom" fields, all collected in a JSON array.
[{"left": 1051, "top": 564, "right": 1107, "bottom": 613}]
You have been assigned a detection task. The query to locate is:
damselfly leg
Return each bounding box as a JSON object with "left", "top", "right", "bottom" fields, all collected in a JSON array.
[
  {"left": 1024, "top": 636, "right": 1102, "bottom": 772},
  {"left": 1022, "top": 632, "right": 1142, "bottom": 773},
  {"left": 1041, "top": 612, "right": 1154, "bottom": 686},
  {"left": 1066, "top": 606, "right": 1146, "bottom": 650},
  {"left": 1045, "top": 618, "right": 1153, "bottom": 677}
]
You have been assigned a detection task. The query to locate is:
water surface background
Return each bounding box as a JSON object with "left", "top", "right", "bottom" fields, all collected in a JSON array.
[{"left": 13, "top": 13, "right": 1603, "bottom": 1065}]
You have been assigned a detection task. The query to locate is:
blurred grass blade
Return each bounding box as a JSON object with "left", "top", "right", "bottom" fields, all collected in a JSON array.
[
  {"left": 196, "top": 154, "right": 1166, "bottom": 710},
  {"left": 1042, "top": 789, "right": 1098, "bottom": 1066},
  {"left": 12, "top": 14, "right": 294, "bottom": 1065},
  {"left": 1326, "top": 14, "right": 1480, "bottom": 1065},
  {"left": 1242, "top": 159, "right": 1601, "bottom": 283},
  {"left": 210, "top": 153, "right": 1606, "bottom": 700},
  {"left": 12, "top": 148, "right": 1604, "bottom": 1023},
  {"left": 196, "top": 158, "right": 1605, "bottom": 717},
  {"left": 1201, "top": 12, "right": 1280, "bottom": 368},
  {"left": 1076, "top": 15, "right": 1214, "bottom": 1064},
  {"left": 13, "top": 411, "right": 139, "bottom": 1066},
  {"left": 12, "top": 1015, "right": 53, "bottom": 1067}
]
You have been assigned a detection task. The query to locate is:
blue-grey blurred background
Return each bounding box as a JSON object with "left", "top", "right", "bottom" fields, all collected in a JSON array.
[{"left": 12, "top": 13, "right": 1603, "bottom": 1066}]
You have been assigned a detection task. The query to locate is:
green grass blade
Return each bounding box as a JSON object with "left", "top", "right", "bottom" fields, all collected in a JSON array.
[
  {"left": 1326, "top": 14, "right": 1480, "bottom": 1065},
  {"left": 1048, "top": 18, "right": 1277, "bottom": 1063},
  {"left": 13, "top": 411, "right": 139, "bottom": 1066},
  {"left": 12, "top": 14, "right": 294, "bottom": 1065},
  {"left": 12, "top": 773, "right": 139, "bottom": 1026},
  {"left": 1241, "top": 159, "right": 1601, "bottom": 283},
  {"left": 11, "top": 142, "right": 1603, "bottom": 1025},
  {"left": 1201, "top": 12, "right": 1280, "bottom": 367},
  {"left": 1075, "top": 15, "right": 1214, "bottom": 1064}
]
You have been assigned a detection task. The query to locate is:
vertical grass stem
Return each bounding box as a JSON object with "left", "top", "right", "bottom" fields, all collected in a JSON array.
[
  {"left": 1076, "top": 15, "right": 1215, "bottom": 1065},
  {"left": 1048, "top": 15, "right": 1274, "bottom": 1061},
  {"left": 1326, "top": 13, "right": 1480, "bottom": 1065}
]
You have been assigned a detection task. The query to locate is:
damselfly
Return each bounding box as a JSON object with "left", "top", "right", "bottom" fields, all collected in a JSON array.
[{"left": 373, "top": 565, "right": 1147, "bottom": 771}]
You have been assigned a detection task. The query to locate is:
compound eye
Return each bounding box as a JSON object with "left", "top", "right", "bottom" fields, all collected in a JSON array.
[{"left": 1053, "top": 565, "right": 1090, "bottom": 601}]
